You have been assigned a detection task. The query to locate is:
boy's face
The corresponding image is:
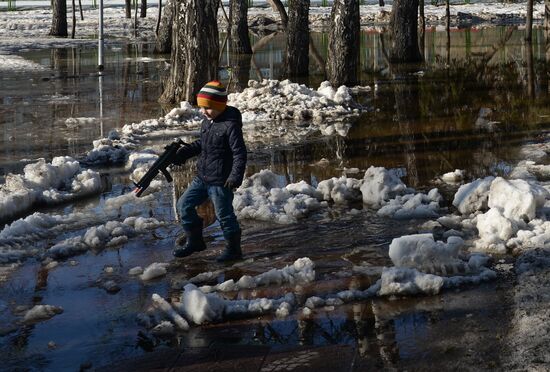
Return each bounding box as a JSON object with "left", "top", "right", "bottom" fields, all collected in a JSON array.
[{"left": 200, "top": 107, "right": 222, "bottom": 120}]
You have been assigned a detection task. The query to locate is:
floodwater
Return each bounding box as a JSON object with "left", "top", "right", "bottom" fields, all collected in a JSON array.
[{"left": 0, "top": 26, "right": 548, "bottom": 370}]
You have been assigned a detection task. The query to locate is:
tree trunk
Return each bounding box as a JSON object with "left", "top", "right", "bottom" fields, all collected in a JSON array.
[
  {"left": 229, "top": 0, "right": 252, "bottom": 54},
  {"left": 446, "top": 0, "right": 450, "bottom": 64},
  {"left": 78, "top": 0, "right": 84, "bottom": 20},
  {"left": 159, "top": 0, "right": 219, "bottom": 104},
  {"left": 389, "top": 0, "right": 421, "bottom": 63},
  {"left": 326, "top": 0, "right": 360, "bottom": 87},
  {"left": 50, "top": 0, "right": 68, "bottom": 37},
  {"left": 267, "top": 0, "right": 288, "bottom": 29},
  {"left": 418, "top": 0, "right": 424, "bottom": 58},
  {"left": 155, "top": 0, "right": 174, "bottom": 52},
  {"left": 526, "top": 0, "right": 534, "bottom": 41},
  {"left": 393, "top": 67, "right": 420, "bottom": 187},
  {"left": 286, "top": 0, "right": 309, "bottom": 77},
  {"left": 141, "top": 0, "right": 147, "bottom": 18},
  {"left": 71, "top": 0, "right": 76, "bottom": 39},
  {"left": 228, "top": 53, "right": 251, "bottom": 93},
  {"left": 125, "top": 0, "right": 132, "bottom": 18}
]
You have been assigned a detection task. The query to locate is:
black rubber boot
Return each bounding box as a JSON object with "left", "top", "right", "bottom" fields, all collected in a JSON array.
[
  {"left": 216, "top": 231, "right": 243, "bottom": 263},
  {"left": 173, "top": 225, "right": 206, "bottom": 258}
]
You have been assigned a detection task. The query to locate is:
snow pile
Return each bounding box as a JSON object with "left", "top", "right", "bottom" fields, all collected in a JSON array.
[
  {"left": 141, "top": 284, "right": 295, "bottom": 333},
  {"left": 23, "top": 304, "right": 63, "bottom": 323},
  {"left": 199, "top": 257, "right": 315, "bottom": 293},
  {"left": 317, "top": 176, "right": 362, "bottom": 204},
  {"left": 441, "top": 169, "right": 465, "bottom": 183},
  {"left": 0, "top": 53, "right": 46, "bottom": 72},
  {"left": 234, "top": 170, "right": 326, "bottom": 224},
  {"left": 452, "top": 176, "right": 494, "bottom": 215},
  {"left": 360, "top": 166, "right": 407, "bottom": 207},
  {"left": 83, "top": 130, "right": 137, "bottom": 165},
  {"left": 474, "top": 178, "right": 550, "bottom": 253},
  {"left": 377, "top": 188, "right": 442, "bottom": 220},
  {"left": 235, "top": 167, "right": 442, "bottom": 223},
  {"left": 0, "top": 156, "right": 102, "bottom": 221},
  {"left": 47, "top": 217, "right": 163, "bottom": 259},
  {"left": 83, "top": 102, "right": 203, "bottom": 165},
  {"left": 378, "top": 233, "right": 496, "bottom": 296},
  {"left": 0, "top": 190, "right": 159, "bottom": 264},
  {"left": 229, "top": 79, "right": 361, "bottom": 124}
]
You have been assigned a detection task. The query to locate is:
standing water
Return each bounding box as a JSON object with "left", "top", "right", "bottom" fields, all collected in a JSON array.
[{"left": 0, "top": 25, "right": 549, "bottom": 370}]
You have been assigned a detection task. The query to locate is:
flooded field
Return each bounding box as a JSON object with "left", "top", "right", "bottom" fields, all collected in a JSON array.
[{"left": 0, "top": 25, "right": 549, "bottom": 370}]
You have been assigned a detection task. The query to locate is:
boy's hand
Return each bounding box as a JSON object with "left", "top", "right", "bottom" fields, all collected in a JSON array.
[{"left": 224, "top": 180, "right": 237, "bottom": 190}]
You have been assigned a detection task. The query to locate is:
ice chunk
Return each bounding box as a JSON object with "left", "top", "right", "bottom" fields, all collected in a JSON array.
[
  {"left": 181, "top": 284, "right": 224, "bottom": 324},
  {"left": 488, "top": 177, "right": 549, "bottom": 222},
  {"left": 361, "top": 166, "right": 407, "bottom": 207},
  {"left": 379, "top": 267, "right": 445, "bottom": 296},
  {"left": 140, "top": 263, "right": 169, "bottom": 281},
  {"left": 23, "top": 304, "right": 64, "bottom": 323},
  {"left": 151, "top": 294, "right": 189, "bottom": 331},
  {"left": 389, "top": 233, "right": 466, "bottom": 275},
  {"left": 453, "top": 176, "right": 494, "bottom": 215}
]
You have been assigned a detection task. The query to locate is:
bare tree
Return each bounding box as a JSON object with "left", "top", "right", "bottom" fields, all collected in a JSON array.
[
  {"left": 286, "top": 0, "right": 310, "bottom": 77},
  {"left": 159, "top": 0, "right": 219, "bottom": 104},
  {"left": 71, "top": 0, "right": 76, "bottom": 39},
  {"left": 141, "top": 0, "right": 147, "bottom": 18},
  {"left": 155, "top": 0, "right": 175, "bottom": 53},
  {"left": 389, "top": 0, "right": 421, "bottom": 63},
  {"left": 526, "top": 0, "right": 534, "bottom": 41},
  {"left": 419, "top": 0, "right": 425, "bottom": 58},
  {"left": 125, "top": 0, "right": 132, "bottom": 18},
  {"left": 326, "top": 0, "right": 360, "bottom": 86},
  {"left": 229, "top": 0, "right": 252, "bottom": 54},
  {"left": 50, "top": 0, "right": 68, "bottom": 37}
]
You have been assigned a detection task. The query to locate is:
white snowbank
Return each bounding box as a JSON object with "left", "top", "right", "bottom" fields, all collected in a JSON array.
[
  {"left": 377, "top": 188, "right": 441, "bottom": 220},
  {"left": 48, "top": 217, "right": 163, "bottom": 259},
  {"left": 361, "top": 166, "right": 407, "bottom": 207},
  {"left": 235, "top": 167, "right": 438, "bottom": 224},
  {"left": 199, "top": 257, "right": 315, "bottom": 293},
  {"left": 0, "top": 156, "right": 102, "bottom": 221},
  {"left": 472, "top": 177, "right": 550, "bottom": 254},
  {"left": 0, "top": 190, "right": 158, "bottom": 264},
  {"left": 452, "top": 176, "right": 494, "bottom": 215},
  {"left": 229, "top": 79, "right": 360, "bottom": 124},
  {"left": 0, "top": 53, "right": 46, "bottom": 72}
]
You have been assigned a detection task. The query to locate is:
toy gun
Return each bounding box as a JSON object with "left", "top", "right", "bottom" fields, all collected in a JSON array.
[{"left": 134, "top": 138, "right": 189, "bottom": 197}]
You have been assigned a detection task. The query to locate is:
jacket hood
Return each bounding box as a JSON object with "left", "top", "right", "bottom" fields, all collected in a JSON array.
[{"left": 214, "top": 105, "right": 242, "bottom": 127}]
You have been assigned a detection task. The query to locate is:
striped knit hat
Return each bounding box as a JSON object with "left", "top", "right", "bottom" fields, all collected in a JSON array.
[{"left": 197, "top": 81, "right": 227, "bottom": 112}]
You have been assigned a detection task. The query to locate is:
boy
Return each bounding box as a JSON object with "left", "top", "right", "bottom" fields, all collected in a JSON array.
[{"left": 172, "top": 81, "right": 247, "bottom": 262}]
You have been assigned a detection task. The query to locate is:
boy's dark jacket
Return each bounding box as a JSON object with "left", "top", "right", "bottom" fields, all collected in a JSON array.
[{"left": 177, "top": 106, "right": 247, "bottom": 187}]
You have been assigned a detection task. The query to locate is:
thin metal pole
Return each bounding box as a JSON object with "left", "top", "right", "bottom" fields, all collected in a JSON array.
[
  {"left": 98, "top": 0, "right": 104, "bottom": 70},
  {"left": 99, "top": 74, "right": 104, "bottom": 138}
]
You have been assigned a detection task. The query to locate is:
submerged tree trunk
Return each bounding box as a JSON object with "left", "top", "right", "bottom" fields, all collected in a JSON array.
[
  {"left": 267, "top": 0, "right": 288, "bottom": 29},
  {"left": 159, "top": 0, "right": 219, "bottom": 104},
  {"left": 326, "top": 0, "right": 360, "bottom": 87},
  {"left": 389, "top": 0, "right": 421, "bottom": 63},
  {"left": 141, "top": 0, "right": 147, "bottom": 18},
  {"left": 155, "top": 0, "right": 174, "bottom": 53},
  {"left": 229, "top": 0, "right": 252, "bottom": 54},
  {"left": 526, "top": 0, "right": 534, "bottom": 41},
  {"left": 50, "top": 0, "right": 68, "bottom": 37},
  {"left": 125, "top": 0, "right": 132, "bottom": 18},
  {"left": 286, "top": 0, "right": 310, "bottom": 77}
]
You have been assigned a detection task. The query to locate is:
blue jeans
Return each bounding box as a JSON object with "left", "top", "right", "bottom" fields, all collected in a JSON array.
[{"left": 177, "top": 177, "right": 240, "bottom": 238}]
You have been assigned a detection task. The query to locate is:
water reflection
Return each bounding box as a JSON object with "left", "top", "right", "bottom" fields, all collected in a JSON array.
[{"left": 0, "top": 43, "right": 165, "bottom": 175}]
